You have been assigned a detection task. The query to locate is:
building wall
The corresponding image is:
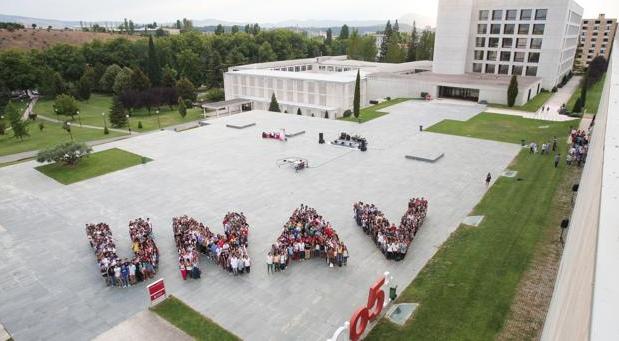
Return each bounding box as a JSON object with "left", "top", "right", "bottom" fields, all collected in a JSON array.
[
  {"left": 433, "top": 0, "right": 475, "bottom": 74},
  {"left": 435, "top": 0, "right": 583, "bottom": 89},
  {"left": 576, "top": 14, "right": 618, "bottom": 69},
  {"left": 224, "top": 72, "right": 367, "bottom": 118}
]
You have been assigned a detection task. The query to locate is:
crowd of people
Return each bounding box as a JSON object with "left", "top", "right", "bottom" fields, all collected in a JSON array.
[
  {"left": 567, "top": 129, "right": 589, "bottom": 167},
  {"left": 268, "top": 204, "right": 348, "bottom": 272},
  {"left": 172, "top": 213, "right": 251, "bottom": 279},
  {"left": 353, "top": 198, "right": 428, "bottom": 260},
  {"left": 86, "top": 218, "right": 159, "bottom": 287}
]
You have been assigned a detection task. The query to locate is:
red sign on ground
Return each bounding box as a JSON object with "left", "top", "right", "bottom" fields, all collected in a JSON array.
[{"left": 147, "top": 278, "right": 166, "bottom": 303}]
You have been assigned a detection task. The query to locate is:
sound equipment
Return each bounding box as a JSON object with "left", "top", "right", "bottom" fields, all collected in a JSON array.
[{"left": 319, "top": 133, "right": 325, "bottom": 144}]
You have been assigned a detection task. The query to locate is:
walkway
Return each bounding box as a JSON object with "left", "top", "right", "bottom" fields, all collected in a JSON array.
[
  {"left": 486, "top": 107, "right": 578, "bottom": 122},
  {"left": 37, "top": 115, "right": 131, "bottom": 134},
  {"left": 93, "top": 311, "right": 192, "bottom": 341}
]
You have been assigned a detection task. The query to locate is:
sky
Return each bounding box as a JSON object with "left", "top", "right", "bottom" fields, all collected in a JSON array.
[{"left": 1, "top": 0, "right": 618, "bottom": 24}]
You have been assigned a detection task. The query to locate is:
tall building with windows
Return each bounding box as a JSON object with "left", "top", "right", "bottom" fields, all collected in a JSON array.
[
  {"left": 576, "top": 14, "right": 617, "bottom": 69},
  {"left": 433, "top": 0, "right": 583, "bottom": 89}
]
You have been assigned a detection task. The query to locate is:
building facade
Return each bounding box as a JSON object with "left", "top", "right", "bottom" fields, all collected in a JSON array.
[
  {"left": 575, "top": 14, "right": 617, "bottom": 69},
  {"left": 433, "top": 0, "right": 583, "bottom": 89}
]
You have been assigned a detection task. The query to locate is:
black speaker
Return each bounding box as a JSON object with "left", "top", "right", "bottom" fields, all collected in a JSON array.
[
  {"left": 359, "top": 140, "right": 367, "bottom": 151},
  {"left": 319, "top": 133, "right": 325, "bottom": 144}
]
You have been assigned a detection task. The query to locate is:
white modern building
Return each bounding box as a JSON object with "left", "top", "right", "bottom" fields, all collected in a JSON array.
[
  {"left": 223, "top": 56, "right": 431, "bottom": 118},
  {"left": 434, "top": 0, "right": 583, "bottom": 89}
]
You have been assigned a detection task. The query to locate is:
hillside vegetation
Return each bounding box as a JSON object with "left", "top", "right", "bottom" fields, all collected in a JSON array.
[{"left": 0, "top": 28, "right": 141, "bottom": 50}]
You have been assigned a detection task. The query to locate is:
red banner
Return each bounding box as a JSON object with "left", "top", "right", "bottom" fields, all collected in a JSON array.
[{"left": 147, "top": 278, "right": 166, "bottom": 303}]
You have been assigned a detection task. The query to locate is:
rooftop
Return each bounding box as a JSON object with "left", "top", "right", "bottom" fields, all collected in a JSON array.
[{"left": 227, "top": 68, "right": 364, "bottom": 83}]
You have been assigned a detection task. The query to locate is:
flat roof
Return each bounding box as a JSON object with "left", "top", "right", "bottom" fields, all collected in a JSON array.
[
  {"left": 369, "top": 71, "right": 542, "bottom": 88},
  {"left": 201, "top": 98, "right": 252, "bottom": 109},
  {"left": 228, "top": 68, "right": 363, "bottom": 83}
]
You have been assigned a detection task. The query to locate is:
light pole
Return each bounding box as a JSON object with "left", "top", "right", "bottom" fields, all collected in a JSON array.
[
  {"left": 54, "top": 108, "right": 59, "bottom": 122},
  {"left": 66, "top": 122, "right": 73, "bottom": 141},
  {"left": 76, "top": 110, "right": 82, "bottom": 127},
  {"left": 101, "top": 112, "right": 107, "bottom": 128},
  {"left": 126, "top": 114, "right": 132, "bottom": 134},
  {"left": 156, "top": 109, "right": 161, "bottom": 130}
]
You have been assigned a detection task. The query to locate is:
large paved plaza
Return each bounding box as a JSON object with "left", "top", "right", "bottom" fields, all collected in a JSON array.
[{"left": 0, "top": 100, "right": 520, "bottom": 340}]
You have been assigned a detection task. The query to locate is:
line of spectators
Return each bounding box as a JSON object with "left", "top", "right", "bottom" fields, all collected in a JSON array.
[
  {"left": 567, "top": 129, "right": 589, "bottom": 167},
  {"left": 86, "top": 218, "right": 159, "bottom": 288},
  {"left": 172, "top": 213, "right": 250, "bottom": 279},
  {"left": 268, "top": 204, "right": 348, "bottom": 272},
  {"left": 353, "top": 198, "right": 428, "bottom": 260}
]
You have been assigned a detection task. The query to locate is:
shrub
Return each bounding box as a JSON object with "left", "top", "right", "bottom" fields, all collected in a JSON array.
[
  {"left": 103, "top": 126, "right": 109, "bottom": 135},
  {"left": 420, "top": 92, "right": 428, "bottom": 98},
  {"left": 551, "top": 86, "right": 558, "bottom": 93},
  {"left": 205, "top": 88, "right": 225, "bottom": 102},
  {"left": 385, "top": 96, "right": 391, "bottom": 100},
  {"left": 343, "top": 110, "right": 352, "bottom": 118},
  {"left": 137, "top": 121, "right": 143, "bottom": 129},
  {"left": 540, "top": 88, "right": 548, "bottom": 93},
  {"left": 324, "top": 110, "right": 329, "bottom": 119},
  {"left": 36, "top": 142, "right": 92, "bottom": 166},
  {"left": 38, "top": 122, "right": 44, "bottom": 131}
]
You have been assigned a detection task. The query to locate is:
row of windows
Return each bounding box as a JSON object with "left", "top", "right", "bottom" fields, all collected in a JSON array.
[
  {"left": 475, "top": 37, "right": 543, "bottom": 49},
  {"left": 271, "top": 64, "right": 314, "bottom": 72},
  {"left": 582, "top": 25, "right": 615, "bottom": 31},
  {"left": 583, "top": 19, "right": 614, "bottom": 24},
  {"left": 318, "top": 65, "right": 353, "bottom": 72},
  {"left": 477, "top": 23, "right": 545, "bottom": 35},
  {"left": 472, "top": 63, "right": 538, "bottom": 76},
  {"left": 479, "top": 9, "right": 547, "bottom": 21},
  {"left": 474, "top": 50, "right": 540, "bottom": 63}
]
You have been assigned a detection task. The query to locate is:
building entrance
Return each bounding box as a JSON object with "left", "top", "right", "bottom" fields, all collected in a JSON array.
[{"left": 438, "top": 86, "right": 480, "bottom": 102}]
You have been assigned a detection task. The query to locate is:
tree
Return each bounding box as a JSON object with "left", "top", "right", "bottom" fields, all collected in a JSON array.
[
  {"left": 258, "top": 42, "right": 277, "bottom": 62},
  {"left": 507, "top": 75, "right": 518, "bottom": 107},
  {"left": 393, "top": 20, "right": 399, "bottom": 33},
  {"left": 77, "top": 74, "right": 92, "bottom": 100},
  {"left": 324, "top": 110, "right": 329, "bottom": 119},
  {"left": 178, "top": 96, "right": 187, "bottom": 118},
  {"left": 231, "top": 25, "right": 239, "bottom": 34},
  {"left": 205, "top": 88, "right": 225, "bottom": 102},
  {"left": 326, "top": 28, "right": 333, "bottom": 45},
  {"left": 339, "top": 25, "right": 350, "bottom": 40},
  {"left": 379, "top": 20, "right": 393, "bottom": 62},
  {"left": 384, "top": 39, "right": 405, "bottom": 63},
  {"left": 36, "top": 142, "right": 92, "bottom": 166},
  {"left": 587, "top": 56, "right": 607, "bottom": 87},
  {"left": 416, "top": 28, "right": 435, "bottom": 60},
  {"left": 99, "top": 64, "right": 122, "bottom": 93},
  {"left": 269, "top": 93, "right": 281, "bottom": 112},
  {"left": 206, "top": 50, "right": 223, "bottom": 88},
  {"left": 215, "top": 24, "right": 225, "bottom": 35},
  {"left": 353, "top": 70, "right": 361, "bottom": 121},
  {"left": 39, "top": 70, "right": 66, "bottom": 97},
  {"left": 147, "top": 36, "right": 162, "bottom": 86},
  {"left": 54, "top": 94, "right": 79, "bottom": 119},
  {"left": 177, "top": 49, "right": 202, "bottom": 85},
  {"left": 109, "top": 95, "right": 127, "bottom": 128},
  {"left": 407, "top": 22, "right": 418, "bottom": 62},
  {"left": 6, "top": 101, "right": 29, "bottom": 141},
  {"left": 176, "top": 78, "right": 196, "bottom": 101},
  {"left": 112, "top": 67, "right": 134, "bottom": 95},
  {"left": 161, "top": 67, "right": 177, "bottom": 88},
  {"left": 130, "top": 68, "right": 151, "bottom": 92},
  {"left": 297, "top": 108, "right": 302, "bottom": 115}
]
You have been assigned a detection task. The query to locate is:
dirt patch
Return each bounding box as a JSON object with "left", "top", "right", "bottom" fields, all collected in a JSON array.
[{"left": 0, "top": 28, "right": 141, "bottom": 50}]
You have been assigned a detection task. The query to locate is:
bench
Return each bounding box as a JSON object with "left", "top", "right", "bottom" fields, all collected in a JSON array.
[
  {"left": 226, "top": 123, "right": 256, "bottom": 129},
  {"left": 405, "top": 152, "right": 444, "bottom": 163}
]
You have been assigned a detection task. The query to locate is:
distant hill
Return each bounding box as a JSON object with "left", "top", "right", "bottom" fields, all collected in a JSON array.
[{"left": 0, "top": 28, "right": 141, "bottom": 50}]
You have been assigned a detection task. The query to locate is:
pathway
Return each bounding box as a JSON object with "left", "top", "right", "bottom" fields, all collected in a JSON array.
[
  {"left": 487, "top": 76, "right": 582, "bottom": 122},
  {"left": 37, "top": 115, "right": 132, "bottom": 134},
  {"left": 93, "top": 311, "right": 192, "bottom": 341}
]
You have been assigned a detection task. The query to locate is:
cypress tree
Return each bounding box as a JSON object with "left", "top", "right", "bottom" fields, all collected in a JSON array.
[
  {"left": 269, "top": 93, "right": 281, "bottom": 112},
  {"left": 297, "top": 108, "right": 302, "bottom": 115},
  {"left": 147, "top": 36, "right": 162, "bottom": 86},
  {"left": 326, "top": 28, "right": 333, "bottom": 45},
  {"left": 379, "top": 20, "right": 393, "bottom": 62},
  {"left": 178, "top": 96, "right": 187, "bottom": 118},
  {"left": 353, "top": 70, "right": 361, "bottom": 121},
  {"left": 407, "top": 22, "right": 418, "bottom": 62},
  {"left": 507, "top": 75, "right": 518, "bottom": 107}
]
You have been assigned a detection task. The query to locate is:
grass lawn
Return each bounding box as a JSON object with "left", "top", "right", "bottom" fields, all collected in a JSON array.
[
  {"left": 367, "top": 113, "right": 578, "bottom": 340},
  {"left": 339, "top": 98, "right": 412, "bottom": 123},
  {"left": 488, "top": 91, "right": 553, "bottom": 112},
  {"left": 565, "top": 75, "right": 605, "bottom": 114},
  {"left": 35, "top": 148, "right": 149, "bottom": 185},
  {"left": 0, "top": 119, "right": 125, "bottom": 157},
  {"left": 34, "top": 93, "right": 204, "bottom": 131},
  {"left": 427, "top": 112, "right": 575, "bottom": 144},
  {"left": 151, "top": 296, "right": 240, "bottom": 341}
]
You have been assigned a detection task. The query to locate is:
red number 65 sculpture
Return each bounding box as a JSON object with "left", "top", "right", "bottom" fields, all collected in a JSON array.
[{"left": 349, "top": 275, "right": 388, "bottom": 341}]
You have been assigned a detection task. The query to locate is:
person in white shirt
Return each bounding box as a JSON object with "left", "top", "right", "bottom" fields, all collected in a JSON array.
[
  {"left": 266, "top": 253, "right": 273, "bottom": 274},
  {"left": 244, "top": 256, "right": 251, "bottom": 273},
  {"left": 231, "top": 256, "right": 238, "bottom": 275}
]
